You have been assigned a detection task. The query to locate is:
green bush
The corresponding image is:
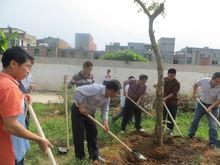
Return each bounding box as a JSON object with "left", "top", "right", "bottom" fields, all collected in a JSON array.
[{"left": 100, "top": 50, "right": 148, "bottom": 63}]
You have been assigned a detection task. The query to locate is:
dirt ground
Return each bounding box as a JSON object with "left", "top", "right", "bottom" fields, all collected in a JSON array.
[
  {"left": 32, "top": 91, "right": 61, "bottom": 103},
  {"left": 101, "top": 131, "right": 220, "bottom": 165}
]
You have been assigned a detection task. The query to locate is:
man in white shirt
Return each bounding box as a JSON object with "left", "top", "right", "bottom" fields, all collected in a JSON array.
[{"left": 188, "top": 72, "right": 220, "bottom": 148}]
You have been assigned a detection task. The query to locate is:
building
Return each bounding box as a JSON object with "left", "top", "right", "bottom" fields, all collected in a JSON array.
[
  {"left": 127, "top": 42, "right": 152, "bottom": 59},
  {"left": 25, "top": 46, "right": 57, "bottom": 57},
  {"left": 158, "top": 37, "right": 175, "bottom": 64},
  {"left": 105, "top": 42, "right": 127, "bottom": 52},
  {"left": 75, "top": 33, "right": 97, "bottom": 51},
  {"left": 37, "top": 37, "right": 70, "bottom": 49},
  {"left": 179, "top": 47, "right": 220, "bottom": 66},
  {"left": 0, "top": 26, "right": 37, "bottom": 47},
  {"left": 173, "top": 51, "right": 186, "bottom": 64}
]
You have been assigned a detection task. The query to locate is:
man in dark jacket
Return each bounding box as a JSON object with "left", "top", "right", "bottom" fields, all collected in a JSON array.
[{"left": 163, "top": 68, "right": 180, "bottom": 135}]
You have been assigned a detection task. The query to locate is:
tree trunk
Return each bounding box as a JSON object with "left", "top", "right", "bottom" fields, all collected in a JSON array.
[
  {"left": 149, "top": 18, "right": 164, "bottom": 146},
  {"left": 134, "top": 0, "right": 164, "bottom": 146}
]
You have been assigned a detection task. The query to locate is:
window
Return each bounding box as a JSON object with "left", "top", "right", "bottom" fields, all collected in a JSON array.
[
  {"left": 34, "top": 48, "right": 39, "bottom": 56},
  {"left": 187, "top": 57, "right": 192, "bottom": 64},
  {"left": 187, "top": 48, "right": 193, "bottom": 54},
  {"left": 47, "top": 49, "right": 52, "bottom": 56},
  {"left": 61, "top": 51, "right": 66, "bottom": 57},
  {"left": 212, "top": 60, "right": 218, "bottom": 65}
]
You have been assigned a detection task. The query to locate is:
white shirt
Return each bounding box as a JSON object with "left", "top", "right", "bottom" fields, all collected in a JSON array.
[{"left": 196, "top": 78, "right": 220, "bottom": 104}]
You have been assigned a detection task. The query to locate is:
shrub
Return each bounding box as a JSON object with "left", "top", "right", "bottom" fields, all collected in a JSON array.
[{"left": 100, "top": 50, "right": 148, "bottom": 63}]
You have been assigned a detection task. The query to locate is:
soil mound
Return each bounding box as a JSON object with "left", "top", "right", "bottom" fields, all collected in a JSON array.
[{"left": 101, "top": 131, "right": 220, "bottom": 165}]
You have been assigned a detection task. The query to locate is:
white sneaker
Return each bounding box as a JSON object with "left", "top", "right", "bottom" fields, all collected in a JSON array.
[
  {"left": 98, "top": 155, "right": 105, "bottom": 163},
  {"left": 120, "top": 130, "right": 125, "bottom": 134},
  {"left": 138, "top": 128, "right": 145, "bottom": 132}
]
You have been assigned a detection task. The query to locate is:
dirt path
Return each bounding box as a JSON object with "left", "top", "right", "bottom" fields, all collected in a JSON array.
[{"left": 32, "top": 91, "right": 62, "bottom": 103}]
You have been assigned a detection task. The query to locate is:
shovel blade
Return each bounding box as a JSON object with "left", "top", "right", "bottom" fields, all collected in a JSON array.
[
  {"left": 58, "top": 147, "right": 69, "bottom": 154},
  {"left": 132, "top": 150, "right": 147, "bottom": 161}
]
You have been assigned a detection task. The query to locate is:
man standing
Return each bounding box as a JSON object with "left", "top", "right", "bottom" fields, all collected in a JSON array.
[
  {"left": 121, "top": 74, "right": 148, "bottom": 133},
  {"left": 68, "top": 61, "right": 94, "bottom": 88},
  {"left": 103, "top": 69, "right": 111, "bottom": 85},
  {"left": 71, "top": 80, "right": 121, "bottom": 165},
  {"left": 0, "top": 47, "right": 52, "bottom": 165},
  {"left": 163, "top": 68, "right": 180, "bottom": 135},
  {"left": 112, "top": 76, "right": 135, "bottom": 122},
  {"left": 188, "top": 72, "right": 220, "bottom": 148},
  {"left": 68, "top": 61, "right": 108, "bottom": 162},
  {"left": 12, "top": 58, "right": 34, "bottom": 165}
]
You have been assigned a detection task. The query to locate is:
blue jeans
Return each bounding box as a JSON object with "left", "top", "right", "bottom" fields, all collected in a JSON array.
[{"left": 188, "top": 102, "right": 219, "bottom": 144}]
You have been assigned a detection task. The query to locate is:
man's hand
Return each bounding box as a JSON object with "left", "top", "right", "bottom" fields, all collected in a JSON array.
[
  {"left": 102, "top": 120, "right": 109, "bottom": 133},
  {"left": 37, "top": 137, "right": 53, "bottom": 154},
  {"left": 24, "top": 94, "right": 32, "bottom": 105},
  {"left": 78, "top": 106, "right": 88, "bottom": 115},
  {"left": 207, "top": 106, "right": 213, "bottom": 113},
  {"left": 123, "top": 91, "right": 126, "bottom": 96},
  {"left": 192, "top": 93, "right": 197, "bottom": 99}
]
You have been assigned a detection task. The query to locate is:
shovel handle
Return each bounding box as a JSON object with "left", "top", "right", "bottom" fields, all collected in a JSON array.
[
  {"left": 163, "top": 102, "right": 183, "bottom": 136},
  {"left": 196, "top": 98, "right": 220, "bottom": 127},
  {"left": 64, "top": 81, "right": 70, "bottom": 150},
  {"left": 28, "top": 105, "right": 57, "bottom": 165},
  {"left": 87, "top": 114, "right": 132, "bottom": 152},
  {"left": 126, "top": 96, "right": 153, "bottom": 118}
]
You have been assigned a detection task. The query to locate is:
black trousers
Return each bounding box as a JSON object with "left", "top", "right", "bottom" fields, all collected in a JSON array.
[
  {"left": 15, "top": 158, "right": 24, "bottom": 165},
  {"left": 71, "top": 104, "right": 99, "bottom": 160},
  {"left": 121, "top": 98, "right": 142, "bottom": 131},
  {"left": 163, "top": 104, "right": 178, "bottom": 132}
]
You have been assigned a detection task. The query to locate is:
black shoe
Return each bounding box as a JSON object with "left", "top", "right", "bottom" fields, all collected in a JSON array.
[
  {"left": 187, "top": 135, "right": 194, "bottom": 139},
  {"left": 209, "top": 143, "right": 216, "bottom": 149}
]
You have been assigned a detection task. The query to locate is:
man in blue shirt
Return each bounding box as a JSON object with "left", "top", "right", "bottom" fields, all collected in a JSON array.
[{"left": 71, "top": 80, "right": 121, "bottom": 165}]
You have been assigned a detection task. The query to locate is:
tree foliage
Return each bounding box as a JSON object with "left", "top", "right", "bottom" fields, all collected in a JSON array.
[
  {"left": 0, "top": 30, "right": 18, "bottom": 54},
  {"left": 0, "top": 31, "right": 8, "bottom": 54},
  {"left": 100, "top": 50, "right": 148, "bottom": 63}
]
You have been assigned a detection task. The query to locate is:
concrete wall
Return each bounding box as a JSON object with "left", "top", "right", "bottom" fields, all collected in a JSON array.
[{"left": 1, "top": 57, "right": 219, "bottom": 93}]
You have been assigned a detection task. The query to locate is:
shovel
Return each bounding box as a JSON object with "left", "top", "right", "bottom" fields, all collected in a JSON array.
[
  {"left": 28, "top": 105, "right": 57, "bottom": 165},
  {"left": 59, "top": 77, "right": 70, "bottom": 154},
  {"left": 196, "top": 98, "right": 220, "bottom": 126},
  {"left": 126, "top": 95, "right": 170, "bottom": 131},
  {"left": 163, "top": 102, "right": 183, "bottom": 136},
  {"left": 87, "top": 114, "right": 147, "bottom": 161},
  {"left": 126, "top": 96, "right": 153, "bottom": 118}
]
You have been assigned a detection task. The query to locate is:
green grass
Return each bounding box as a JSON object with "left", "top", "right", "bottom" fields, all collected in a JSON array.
[{"left": 25, "top": 103, "right": 218, "bottom": 164}]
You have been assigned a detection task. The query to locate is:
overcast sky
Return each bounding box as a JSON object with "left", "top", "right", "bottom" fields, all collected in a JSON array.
[{"left": 1, "top": 0, "right": 220, "bottom": 51}]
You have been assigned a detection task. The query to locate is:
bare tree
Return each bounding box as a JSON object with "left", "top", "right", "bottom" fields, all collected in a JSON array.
[{"left": 134, "top": 0, "right": 165, "bottom": 145}]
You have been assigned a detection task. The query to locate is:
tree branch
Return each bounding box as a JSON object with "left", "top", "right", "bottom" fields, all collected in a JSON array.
[
  {"left": 151, "top": 3, "right": 164, "bottom": 20},
  {"left": 134, "top": 0, "right": 151, "bottom": 17}
]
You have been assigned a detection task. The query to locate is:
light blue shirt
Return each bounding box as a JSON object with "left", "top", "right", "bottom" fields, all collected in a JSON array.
[
  {"left": 74, "top": 83, "right": 110, "bottom": 121},
  {"left": 12, "top": 99, "right": 30, "bottom": 162}
]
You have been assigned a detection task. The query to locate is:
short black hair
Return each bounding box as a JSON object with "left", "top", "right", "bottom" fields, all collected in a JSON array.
[
  {"left": 128, "top": 76, "right": 135, "bottom": 80},
  {"left": 168, "top": 68, "right": 176, "bottom": 74},
  {"left": 2, "top": 47, "right": 34, "bottom": 68},
  {"left": 83, "top": 61, "right": 93, "bottom": 68},
  {"left": 212, "top": 72, "right": 220, "bottom": 79},
  {"left": 105, "top": 79, "right": 121, "bottom": 92},
  {"left": 139, "top": 74, "right": 148, "bottom": 80}
]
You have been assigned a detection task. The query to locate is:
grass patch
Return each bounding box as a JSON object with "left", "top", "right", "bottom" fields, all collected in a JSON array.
[{"left": 25, "top": 103, "right": 218, "bottom": 164}]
